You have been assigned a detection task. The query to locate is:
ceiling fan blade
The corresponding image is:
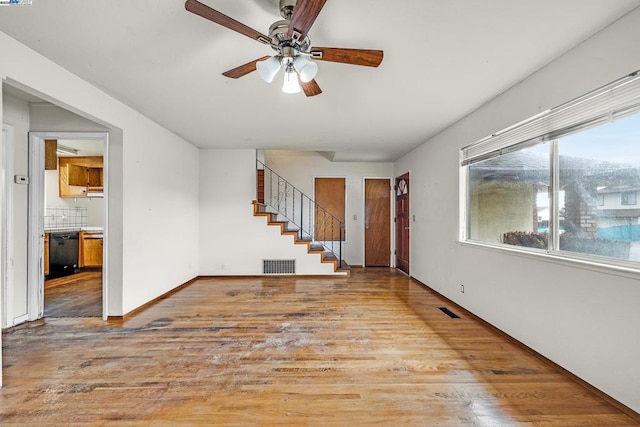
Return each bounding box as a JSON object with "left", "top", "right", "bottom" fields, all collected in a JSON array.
[
  {"left": 185, "top": 0, "right": 271, "bottom": 45},
  {"left": 287, "top": 0, "right": 327, "bottom": 41},
  {"left": 300, "top": 78, "right": 322, "bottom": 97},
  {"left": 310, "top": 47, "right": 384, "bottom": 67},
  {"left": 222, "top": 56, "right": 271, "bottom": 79}
]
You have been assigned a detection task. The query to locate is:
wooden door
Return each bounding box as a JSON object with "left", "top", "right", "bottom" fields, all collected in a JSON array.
[
  {"left": 365, "top": 179, "right": 391, "bottom": 266},
  {"left": 395, "top": 173, "right": 410, "bottom": 274},
  {"left": 315, "top": 178, "right": 345, "bottom": 241}
]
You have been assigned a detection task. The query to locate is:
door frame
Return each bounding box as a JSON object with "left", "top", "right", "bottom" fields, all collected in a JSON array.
[
  {"left": 362, "top": 177, "right": 393, "bottom": 268},
  {"left": 1, "top": 124, "right": 17, "bottom": 327},
  {"left": 27, "top": 131, "right": 109, "bottom": 321}
]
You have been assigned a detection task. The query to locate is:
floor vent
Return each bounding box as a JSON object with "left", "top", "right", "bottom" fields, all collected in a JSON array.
[
  {"left": 438, "top": 307, "right": 460, "bottom": 319},
  {"left": 263, "top": 259, "right": 296, "bottom": 275}
]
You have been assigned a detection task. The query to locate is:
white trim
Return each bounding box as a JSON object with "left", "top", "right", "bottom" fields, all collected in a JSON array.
[
  {"left": 458, "top": 160, "right": 468, "bottom": 243},
  {"left": 1, "top": 124, "right": 15, "bottom": 328},
  {"left": 27, "top": 134, "right": 44, "bottom": 320},
  {"left": 12, "top": 313, "right": 28, "bottom": 325},
  {"left": 27, "top": 132, "right": 109, "bottom": 321},
  {"left": 101, "top": 133, "right": 109, "bottom": 321}
]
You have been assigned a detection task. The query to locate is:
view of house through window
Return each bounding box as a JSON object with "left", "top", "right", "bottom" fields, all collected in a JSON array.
[
  {"left": 468, "top": 143, "right": 550, "bottom": 248},
  {"left": 558, "top": 114, "right": 640, "bottom": 260},
  {"left": 466, "top": 112, "right": 640, "bottom": 264}
]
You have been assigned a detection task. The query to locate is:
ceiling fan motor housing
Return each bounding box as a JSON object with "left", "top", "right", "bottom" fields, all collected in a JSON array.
[{"left": 268, "top": 19, "right": 310, "bottom": 53}]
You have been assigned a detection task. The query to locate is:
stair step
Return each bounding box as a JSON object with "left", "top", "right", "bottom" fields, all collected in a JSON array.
[
  {"left": 253, "top": 200, "right": 349, "bottom": 276},
  {"left": 309, "top": 243, "right": 324, "bottom": 252}
]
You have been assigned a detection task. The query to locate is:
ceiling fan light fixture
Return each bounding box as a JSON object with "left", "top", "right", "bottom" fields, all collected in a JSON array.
[
  {"left": 256, "top": 56, "right": 281, "bottom": 83},
  {"left": 282, "top": 66, "right": 302, "bottom": 94},
  {"left": 293, "top": 56, "right": 318, "bottom": 83}
]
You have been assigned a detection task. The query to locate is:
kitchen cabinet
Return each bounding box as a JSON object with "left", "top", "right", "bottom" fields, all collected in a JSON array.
[
  {"left": 79, "top": 231, "right": 103, "bottom": 268},
  {"left": 44, "top": 233, "right": 50, "bottom": 276},
  {"left": 59, "top": 157, "right": 103, "bottom": 198}
]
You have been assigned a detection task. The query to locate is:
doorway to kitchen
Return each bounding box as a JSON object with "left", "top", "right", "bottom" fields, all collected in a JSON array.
[{"left": 28, "top": 132, "right": 108, "bottom": 320}]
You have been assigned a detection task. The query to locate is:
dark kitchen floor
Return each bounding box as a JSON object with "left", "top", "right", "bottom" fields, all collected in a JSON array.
[{"left": 44, "top": 271, "right": 102, "bottom": 317}]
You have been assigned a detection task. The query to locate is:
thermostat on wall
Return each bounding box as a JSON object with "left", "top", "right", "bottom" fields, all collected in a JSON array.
[{"left": 14, "top": 175, "right": 29, "bottom": 184}]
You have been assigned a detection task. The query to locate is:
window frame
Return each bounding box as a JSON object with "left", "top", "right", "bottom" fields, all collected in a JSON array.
[
  {"left": 621, "top": 191, "right": 637, "bottom": 206},
  {"left": 460, "top": 70, "right": 640, "bottom": 273}
]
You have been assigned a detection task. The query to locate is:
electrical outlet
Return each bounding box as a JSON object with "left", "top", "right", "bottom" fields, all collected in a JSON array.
[{"left": 460, "top": 284, "right": 465, "bottom": 293}]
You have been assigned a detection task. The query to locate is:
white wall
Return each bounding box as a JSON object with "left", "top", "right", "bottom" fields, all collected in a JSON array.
[
  {"left": 2, "top": 94, "right": 29, "bottom": 321},
  {"left": 264, "top": 150, "right": 394, "bottom": 266},
  {"left": 395, "top": 8, "right": 640, "bottom": 413},
  {"left": 0, "top": 30, "right": 200, "bottom": 316},
  {"left": 199, "top": 149, "right": 341, "bottom": 276}
]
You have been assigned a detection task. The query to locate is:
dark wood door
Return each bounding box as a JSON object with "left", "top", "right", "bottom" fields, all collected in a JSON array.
[
  {"left": 365, "top": 179, "right": 391, "bottom": 266},
  {"left": 395, "top": 173, "right": 410, "bottom": 274},
  {"left": 315, "top": 178, "right": 345, "bottom": 241}
]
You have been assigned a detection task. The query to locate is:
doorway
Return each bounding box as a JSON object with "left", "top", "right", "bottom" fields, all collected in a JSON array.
[
  {"left": 28, "top": 132, "right": 108, "bottom": 320},
  {"left": 395, "top": 173, "right": 410, "bottom": 274},
  {"left": 364, "top": 178, "right": 391, "bottom": 267},
  {"left": 314, "top": 177, "right": 346, "bottom": 241}
]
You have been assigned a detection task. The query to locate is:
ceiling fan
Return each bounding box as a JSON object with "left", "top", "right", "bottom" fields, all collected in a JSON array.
[{"left": 185, "top": 0, "right": 384, "bottom": 96}]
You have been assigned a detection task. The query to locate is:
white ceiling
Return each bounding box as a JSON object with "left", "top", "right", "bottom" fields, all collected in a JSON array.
[
  {"left": 57, "top": 139, "right": 104, "bottom": 157},
  {"left": 1, "top": 0, "right": 639, "bottom": 162}
]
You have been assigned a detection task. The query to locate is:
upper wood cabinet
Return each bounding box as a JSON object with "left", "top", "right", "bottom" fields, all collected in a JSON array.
[{"left": 59, "top": 157, "right": 104, "bottom": 198}]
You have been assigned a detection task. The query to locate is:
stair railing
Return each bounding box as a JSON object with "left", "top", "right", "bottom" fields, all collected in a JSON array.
[{"left": 257, "top": 160, "right": 344, "bottom": 268}]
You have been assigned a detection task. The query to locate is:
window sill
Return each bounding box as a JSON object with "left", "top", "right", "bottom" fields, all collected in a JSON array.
[{"left": 459, "top": 239, "right": 640, "bottom": 280}]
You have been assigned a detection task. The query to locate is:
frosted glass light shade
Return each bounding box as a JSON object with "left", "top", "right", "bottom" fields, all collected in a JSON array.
[
  {"left": 293, "top": 56, "right": 318, "bottom": 83},
  {"left": 282, "top": 69, "right": 302, "bottom": 94},
  {"left": 256, "top": 56, "right": 281, "bottom": 83}
]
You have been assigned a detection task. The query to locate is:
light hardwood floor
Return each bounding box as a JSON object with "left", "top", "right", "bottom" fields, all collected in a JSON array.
[{"left": 1, "top": 268, "right": 637, "bottom": 425}]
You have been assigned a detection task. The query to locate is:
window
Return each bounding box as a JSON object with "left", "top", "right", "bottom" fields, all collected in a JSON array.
[
  {"left": 462, "top": 71, "right": 640, "bottom": 265},
  {"left": 468, "top": 143, "right": 550, "bottom": 248},
  {"left": 621, "top": 191, "right": 637, "bottom": 206}
]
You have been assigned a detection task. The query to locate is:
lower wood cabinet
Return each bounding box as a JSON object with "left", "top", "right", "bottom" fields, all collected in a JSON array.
[{"left": 79, "top": 231, "right": 103, "bottom": 268}]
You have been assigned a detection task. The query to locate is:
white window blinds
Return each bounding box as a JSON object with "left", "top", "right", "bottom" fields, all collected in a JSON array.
[{"left": 461, "top": 71, "right": 640, "bottom": 165}]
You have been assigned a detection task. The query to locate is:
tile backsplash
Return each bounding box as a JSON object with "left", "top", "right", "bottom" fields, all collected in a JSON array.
[{"left": 45, "top": 207, "right": 88, "bottom": 229}]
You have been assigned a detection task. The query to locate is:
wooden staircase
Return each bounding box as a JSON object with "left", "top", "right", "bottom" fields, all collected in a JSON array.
[{"left": 253, "top": 201, "right": 350, "bottom": 276}]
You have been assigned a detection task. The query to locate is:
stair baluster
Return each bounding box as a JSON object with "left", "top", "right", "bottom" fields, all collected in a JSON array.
[{"left": 256, "top": 160, "right": 345, "bottom": 268}]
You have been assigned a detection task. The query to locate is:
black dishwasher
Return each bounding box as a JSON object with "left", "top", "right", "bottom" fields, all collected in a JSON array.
[{"left": 49, "top": 232, "right": 79, "bottom": 278}]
